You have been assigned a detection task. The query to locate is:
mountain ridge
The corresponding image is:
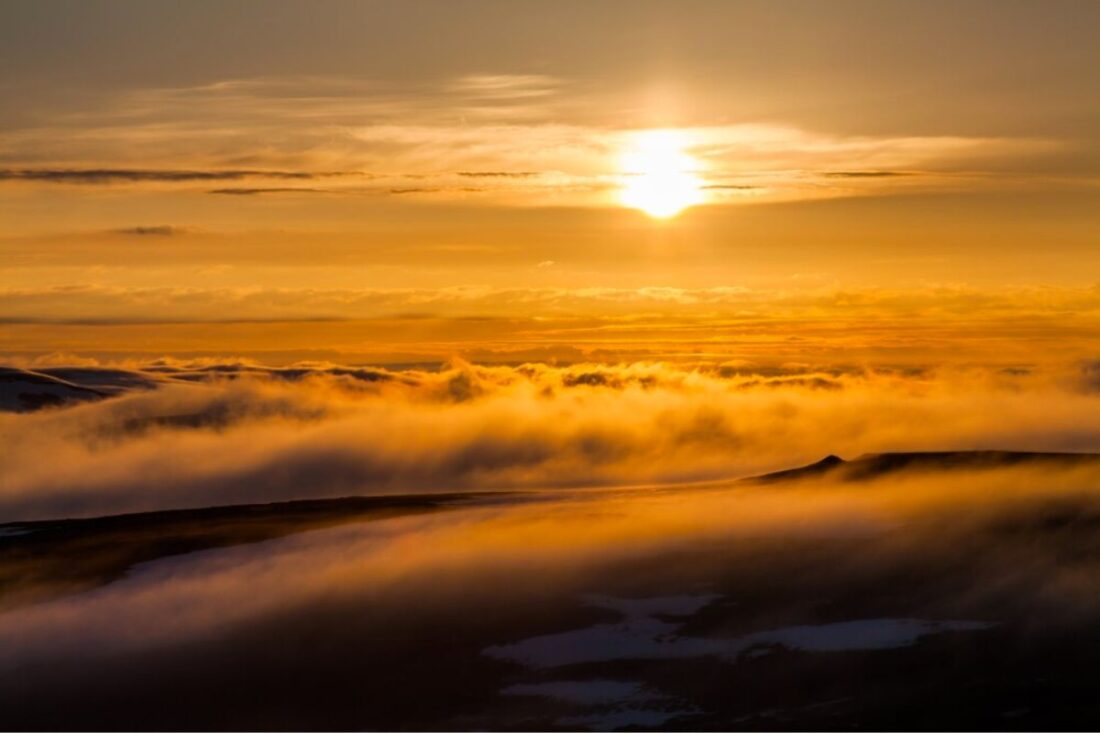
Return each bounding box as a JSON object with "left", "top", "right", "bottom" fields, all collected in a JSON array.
[{"left": 748, "top": 449, "right": 1100, "bottom": 484}]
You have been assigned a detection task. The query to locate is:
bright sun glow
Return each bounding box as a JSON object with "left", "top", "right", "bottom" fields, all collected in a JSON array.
[{"left": 619, "top": 129, "right": 705, "bottom": 218}]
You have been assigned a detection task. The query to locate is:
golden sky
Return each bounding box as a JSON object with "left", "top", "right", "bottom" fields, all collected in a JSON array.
[{"left": 2, "top": 0, "right": 1099, "bottom": 362}]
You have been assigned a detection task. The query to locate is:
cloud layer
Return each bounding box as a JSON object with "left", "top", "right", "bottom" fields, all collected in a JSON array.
[
  {"left": 6, "top": 359, "right": 1100, "bottom": 521},
  {"left": 0, "top": 74, "right": 1067, "bottom": 206}
]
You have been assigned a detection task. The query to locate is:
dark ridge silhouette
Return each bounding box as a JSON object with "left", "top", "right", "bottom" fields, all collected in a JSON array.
[
  {"left": 750, "top": 453, "right": 846, "bottom": 483},
  {"left": 0, "top": 367, "right": 108, "bottom": 412},
  {"left": 0, "top": 366, "right": 104, "bottom": 392},
  {"left": 750, "top": 450, "right": 1100, "bottom": 483},
  {"left": 7, "top": 450, "right": 1100, "bottom": 611},
  {"left": 0, "top": 492, "right": 511, "bottom": 611}
]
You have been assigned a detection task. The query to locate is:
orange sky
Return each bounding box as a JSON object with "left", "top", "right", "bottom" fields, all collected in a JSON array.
[{"left": 2, "top": 1, "right": 1099, "bottom": 363}]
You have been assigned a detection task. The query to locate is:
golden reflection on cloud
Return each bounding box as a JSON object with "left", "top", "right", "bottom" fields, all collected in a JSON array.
[{"left": 618, "top": 129, "right": 705, "bottom": 218}]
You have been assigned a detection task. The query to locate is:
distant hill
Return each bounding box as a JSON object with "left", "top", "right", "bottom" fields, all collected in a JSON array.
[
  {"left": 0, "top": 367, "right": 108, "bottom": 412},
  {"left": 749, "top": 450, "right": 1100, "bottom": 483},
  {"left": 0, "top": 366, "right": 165, "bottom": 413},
  {"left": 0, "top": 491, "right": 503, "bottom": 611},
  {"left": 5, "top": 449, "right": 1100, "bottom": 613}
]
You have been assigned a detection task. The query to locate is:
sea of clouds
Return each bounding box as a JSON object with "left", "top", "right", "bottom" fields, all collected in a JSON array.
[{"left": 6, "top": 358, "right": 1100, "bottom": 521}]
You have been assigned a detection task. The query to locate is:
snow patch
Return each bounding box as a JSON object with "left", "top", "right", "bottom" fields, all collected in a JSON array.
[
  {"left": 559, "top": 705, "right": 698, "bottom": 731},
  {"left": 486, "top": 594, "right": 993, "bottom": 669},
  {"left": 502, "top": 678, "right": 649, "bottom": 706}
]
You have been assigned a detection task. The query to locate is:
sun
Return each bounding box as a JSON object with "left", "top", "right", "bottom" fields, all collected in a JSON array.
[{"left": 618, "top": 129, "right": 704, "bottom": 219}]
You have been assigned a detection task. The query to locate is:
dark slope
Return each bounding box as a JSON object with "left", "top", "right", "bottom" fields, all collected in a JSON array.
[
  {"left": 750, "top": 453, "right": 846, "bottom": 483},
  {"left": 0, "top": 366, "right": 108, "bottom": 412},
  {"left": 34, "top": 366, "right": 161, "bottom": 394},
  {"left": 750, "top": 450, "right": 1100, "bottom": 484},
  {"left": 7, "top": 449, "right": 1100, "bottom": 612},
  {"left": 0, "top": 492, "right": 511, "bottom": 610},
  {"left": 9, "top": 452, "right": 1100, "bottom": 729}
]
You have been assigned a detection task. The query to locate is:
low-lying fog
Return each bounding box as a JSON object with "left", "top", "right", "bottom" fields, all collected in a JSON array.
[{"left": 6, "top": 359, "right": 1100, "bottom": 519}]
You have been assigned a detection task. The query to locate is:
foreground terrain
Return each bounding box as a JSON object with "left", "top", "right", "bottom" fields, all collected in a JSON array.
[{"left": 6, "top": 451, "right": 1100, "bottom": 729}]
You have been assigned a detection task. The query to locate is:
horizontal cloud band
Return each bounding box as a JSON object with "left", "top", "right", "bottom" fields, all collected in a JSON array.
[{"left": 5, "top": 359, "right": 1100, "bottom": 521}]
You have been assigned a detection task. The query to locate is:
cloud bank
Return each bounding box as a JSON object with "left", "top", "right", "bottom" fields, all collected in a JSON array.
[{"left": 6, "top": 359, "right": 1100, "bottom": 521}]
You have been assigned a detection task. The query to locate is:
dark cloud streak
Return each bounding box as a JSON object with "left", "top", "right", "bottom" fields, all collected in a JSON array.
[
  {"left": 112, "top": 226, "right": 184, "bottom": 236},
  {"left": 0, "top": 169, "right": 319, "bottom": 184},
  {"left": 457, "top": 171, "right": 540, "bottom": 178},
  {"left": 207, "top": 187, "right": 326, "bottom": 196},
  {"left": 822, "top": 170, "right": 913, "bottom": 178}
]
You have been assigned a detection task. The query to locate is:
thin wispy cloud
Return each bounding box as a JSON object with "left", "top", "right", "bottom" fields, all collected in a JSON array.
[
  {"left": 206, "top": 187, "right": 327, "bottom": 196},
  {"left": 111, "top": 225, "right": 185, "bottom": 236},
  {"left": 0, "top": 168, "right": 317, "bottom": 184},
  {"left": 823, "top": 170, "right": 914, "bottom": 178},
  {"left": 0, "top": 75, "right": 1062, "bottom": 206}
]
